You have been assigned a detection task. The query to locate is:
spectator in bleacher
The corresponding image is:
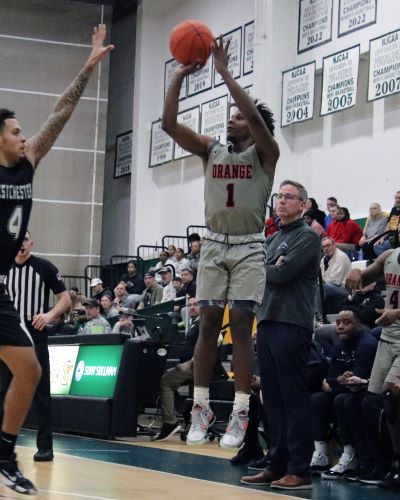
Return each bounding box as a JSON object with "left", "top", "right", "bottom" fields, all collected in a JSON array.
[
  {"left": 90, "top": 278, "right": 113, "bottom": 302},
  {"left": 137, "top": 271, "right": 163, "bottom": 310},
  {"left": 100, "top": 295, "right": 119, "bottom": 321},
  {"left": 167, "top": 245, "right": 177, "bottom": 262},
  {"left": 325, "top": 197, "right": 338, "bottom": 229},
  {"left": 155, "top": 297, "right": 201, "bottom": 441},
  {"left": 187, "top": 240, "right": 201, "bottom": 275},
  {"left": 359, "top": 203, "right": 389, "bottom": 260},
  {"left": 151, "top": 250, "right": 176, "bottom": 276},
  {"left": 158, "top": 267, "right": 176, "bottom": 302},
  {"left": 113, "top": 281, "right": 140, "bottom": 310},
  {"left": 112, "top": 309, "right": 136, "bottom": 335},
  {"left": 264, "top": 210, "right": 280, "bottom": 238},
  {"left": 338, "top": 282, "right": 385, "bottom": 330},
  {"left": 317, "top": 237, "right": 352, "bottom": 316},
  {"left": 304, "top": 198, "right": 326, "bottom": 228},
  {"left": 120, "top": 260, "right": 145, "bottom": 297},
  {"left": 78, "top": 299, "right": 111, "bottom": 334},
  {"left": 176, "top": 268, "right": 196, "bottom": 299},
  {"left": 303, "top": 210, "right": 327, "bottom": 238},
  {"left": 310, "top": 308, "right": 378, "bottom": 479},
  {"left": 188, "top": 232, "right": 201, "bottom": 245},
  {"left": 174, "top": 248, "right": 190, "bottom": 276},
  {"left": 327, "top": 207, "right": 363, "bottom": 255},
  {"left": 374, "top": 190, "right": 400, "bottom": 256}
]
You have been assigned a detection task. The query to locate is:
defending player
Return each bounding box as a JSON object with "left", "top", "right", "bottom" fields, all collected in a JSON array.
[
  {"left": 0, "top": 25, "right": 113, "bottom": 494},
  {"left": 162, "top": 37, "right": 279, "bottom": 447}
]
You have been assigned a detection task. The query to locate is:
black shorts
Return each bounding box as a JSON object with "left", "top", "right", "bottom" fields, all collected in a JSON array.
[{"left": 0, "top": 285, "right": 33, "bottom": 347}]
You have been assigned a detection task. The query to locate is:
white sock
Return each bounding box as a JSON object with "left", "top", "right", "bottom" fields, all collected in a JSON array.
[
  {"left": 232, "top": 391, "right": 250, "bottom": 413},
  {"left": 314, "top": 441, "right": 328, "bottom": 454},
  {"left": 343, "top": 444, "right": 355, "bottom": 456},
  {"left": 193, "top": 387, "right": 209, "bottom": 408}
]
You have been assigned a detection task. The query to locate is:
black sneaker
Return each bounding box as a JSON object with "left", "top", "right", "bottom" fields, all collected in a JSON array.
[
  {"left": 154, "top": 422, "right": 182, "bottom": 441},
  {"left": 248, "top": 452, "right": 271, "bottom": 470},
  {"left": 358, "top": 468, "right": 387, "bottom": 485},
  {"left": 230, "top": 446, "right": 264, "bottom": 465},
  {"left": 345, "top": 467, "right": 371, "bottom": 482},
  {"left": 378, "top": 462, "right": 400, "bottom": 491},
  {"left": 33, "top": 449, "right": 54, "bottom": 462},
  {"left": 0, "top": 455, "right": 37, "bottom": 495}
]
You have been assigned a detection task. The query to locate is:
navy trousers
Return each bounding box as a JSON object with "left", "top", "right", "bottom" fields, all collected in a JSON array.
[{"left": 257, "top": 320, "right": 313, "bottom": 476}]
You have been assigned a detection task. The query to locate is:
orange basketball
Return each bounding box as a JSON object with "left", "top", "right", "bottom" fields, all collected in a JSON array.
[{"left": 169, "top": 20, "right": 213, "bottom": 65}]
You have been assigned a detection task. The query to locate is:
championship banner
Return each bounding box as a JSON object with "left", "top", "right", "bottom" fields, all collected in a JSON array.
[
  {"left": 174, "top": 106, "right": 200, "bottom": 160},
  {"left": 187, "top": 57, "right": 212, "bottom": 97},
  {"left": 243, "top": 21, "right": 254, "bottom": 75},
  {"left": 298, "top": 0, "right": 333, "bottom": 54},
  {"left": 149, "top": 120, "right": 174, "bottom": 167},
  {"left": 281, "top": 61, "right": 315, "bottom": 127},
  {"left": 214, "top": 27, "right": 242, "bottom": 87},
  {"left": 164, "top": 58, "right": 186, "bottom": 101},
  {"left": 201, "top": 95, "right": 229, "bottom": 144},
  {"left": 368, "top": 29, "right": 400, "bottom": 102},
  {"left": 338, "top": 0, "right": 377, "bottom": 37},
  {"left": 321, "top": 45, "right": 360, "bottom": 116}
]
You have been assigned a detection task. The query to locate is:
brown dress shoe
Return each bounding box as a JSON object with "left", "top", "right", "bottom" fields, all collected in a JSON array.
[
  {"left": 271, "top": 474, "right": 312, "bottom": 490},
  {"left": 241, "top": 470, "right": 282, "bottom": 485}
]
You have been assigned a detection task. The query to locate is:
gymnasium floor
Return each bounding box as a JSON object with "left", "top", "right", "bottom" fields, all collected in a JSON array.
[{"left": 6, "top": 429, "right": 397, "bottom": 499}]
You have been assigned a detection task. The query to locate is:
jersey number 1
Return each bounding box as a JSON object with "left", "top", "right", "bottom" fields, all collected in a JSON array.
[
  {"left": 226, "top": 183, "right": 235, "bottom": 207},
  {"left": 8, "top": 205, "right": 23, "bottom": 240}
]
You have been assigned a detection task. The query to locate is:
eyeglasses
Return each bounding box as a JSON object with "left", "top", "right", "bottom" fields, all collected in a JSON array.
[{"left": 276, "top": 193, "right": 303, "bottom": 201}]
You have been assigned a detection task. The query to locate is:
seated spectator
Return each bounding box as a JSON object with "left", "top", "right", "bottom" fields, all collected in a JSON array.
[
  {"left": 137, "top": 271, "right": 164, "bottom": 309},
  {"left": 120, "top": 260, "right": 145, "bottom": 297},
  {"left": 90, "top": 278, "right": 113, "bottom": 301},
  {"left": 174, "top": 248, "right": 190, "bottom": 276},
  {"left": 176, "top": 268, "right": 196, "bottom": 300},
  {"left": 167, "top": 244, "right": 177, "bottom": 262},
  {"left": 374, "top": 190, "right": 400, "bottom": 256},
  {"left": 187, "top": 240, "right": 200, "bottom": 275},
  {"left": 358, "top": 203, "right": 389, "bottom": 260},
  {"left": 264, "top": 210, "right": 280, "bottom": 237},
  {"left": 78, "top": 299, "right": 111, "bottom": 334},
  {"left": 338, "top": 281, "right": 385, "bottom": 330},
  {"left": 158, "top": 267, "right": 176, "bottom": 302},
  {"left": 113, "top": 281, "right": 140, "bottom": 310},
  {"left": 327, "top": 207, "right": 363, "bottom": 254},
  {"left": 304, "top": 197, "right": 326, "bottom": 227},
  {"left": 112, "top": 308, "right": 136, "bottom": 335},
  {"left": 317, "top": 237, "right": 352, "bottom": 316},
  {"left": 151, "top": 250, "right": 176, "bottom": 276},
  {"left": 325, "top": 197, "right": 338, "bottom": 229},
  {"left": 303, "top": 210, "right": 327, "bottom": 238},
  {"left": 100, "top": 295, "right": 119, "bottom": 320},
  {"left": 310, "top": 309, "right": 378, "bottom": 478},
  {"left": 65, "top": 287, "right": 86, "bottom": 322},
  {"left": 187, "top": 232, "right": 201, "bottom": 245}
]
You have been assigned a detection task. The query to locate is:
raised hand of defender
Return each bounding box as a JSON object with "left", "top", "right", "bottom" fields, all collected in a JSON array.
[
  {"left": 212, "top": 36, "right": 230, "bottom": 75},
  {"left": 87, "top": 24, "right": 114, "bottom": 67}
]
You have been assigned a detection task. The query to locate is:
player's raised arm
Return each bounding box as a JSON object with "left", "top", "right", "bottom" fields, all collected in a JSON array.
[
  {"left": 161, "top": 63, "right": 214, "bottom": 162},
  {"left": 212, "top": 36, "right": 279, "bottom": 178},
  {"left": 25, "top": 24, "right": 114, "bottom": 168}
]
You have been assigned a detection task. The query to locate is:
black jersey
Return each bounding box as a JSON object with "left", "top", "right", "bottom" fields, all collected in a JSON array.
[
  {"left": 6, "top": 255, "right": 66, "bottom": 324},
  {"left": 0, "top": 158, "right": 33, "bottom": 274}
]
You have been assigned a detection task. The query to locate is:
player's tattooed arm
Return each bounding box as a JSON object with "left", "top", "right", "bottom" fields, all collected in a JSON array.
[{"left": 25, "top": 24, "right": 114, "bottom": 168}]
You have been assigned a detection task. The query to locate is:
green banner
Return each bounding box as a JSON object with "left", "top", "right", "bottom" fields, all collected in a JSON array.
[{"left": 70, "top": 345, "right": 124, "bottom": 398}]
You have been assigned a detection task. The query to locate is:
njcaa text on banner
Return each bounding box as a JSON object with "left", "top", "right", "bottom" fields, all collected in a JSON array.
[
  {"left": 149, "top": 120, "right": 174, "bottom": 167},
  {"left": 368, "top": 29, "right": 400, "bottom": 102},
  {"left": 338, "top": 0, "right": 377, "bottom": 37},
  {"left": 321, "top": 45, "right": 360, "bottom": 116},
  {"left": 174, "top": 106, "right": 200, "bottom": 160},
  {"left": 201, "top": 95, "right": 229, "bottom": 145},
  {"left": 298, "top": 0, "right": 333, "bottom": 53},
  {"left": 281, "top": 62, "right": 316, "bottom": 127}
]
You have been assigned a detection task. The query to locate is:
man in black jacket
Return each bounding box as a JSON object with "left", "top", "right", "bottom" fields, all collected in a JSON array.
[{"left": 155, "top": 297, "right": 200, "bottom": 440}]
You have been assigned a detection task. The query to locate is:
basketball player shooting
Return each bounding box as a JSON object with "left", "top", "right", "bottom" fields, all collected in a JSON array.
[
  {"left": 162, "top": 35, "right": 280, "bottom": 448},
  {"left": 0, "top": 25, "right": 112, "bottom": 495}
]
